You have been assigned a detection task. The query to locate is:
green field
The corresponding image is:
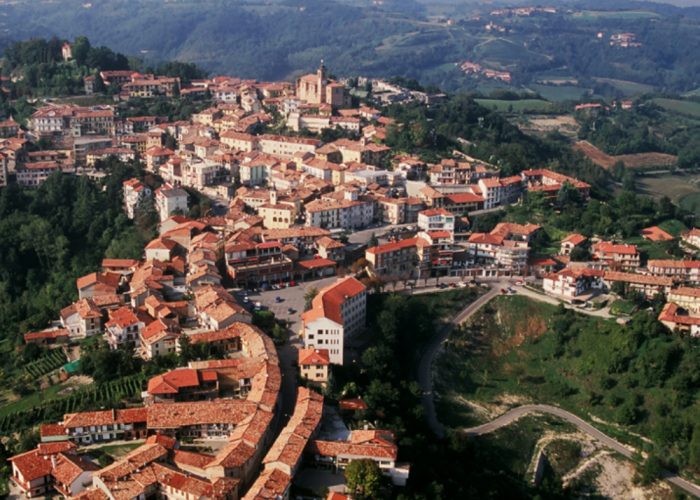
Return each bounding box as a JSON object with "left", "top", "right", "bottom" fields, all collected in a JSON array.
[
  {"left": 652, "top": 98, "right": 700, "bottom": 118},
  {"left": 593, "top": 77, "right": 654, "bottom": 96},
  {"left": 475, "top": 98, "right": 554, "bottom": 113},
  {"left": 572, "top": 9, "right": 661, "bottom": 20},
  {"left": 529, "top": 84, "right": 591, "bottom": 102},
  {"left": 679, "top": 192, "right": 700, "bottom": 216},
  {"left": 637, "top": 173, "right": 700, "bottom": 203}
]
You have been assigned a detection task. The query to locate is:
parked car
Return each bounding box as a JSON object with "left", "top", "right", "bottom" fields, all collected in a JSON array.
[
  {"left": 288, "top": 307, "right": 296, "bottom": 314},
  {"left": 275, "top": 296, "right": 283, "bottom": 303}
]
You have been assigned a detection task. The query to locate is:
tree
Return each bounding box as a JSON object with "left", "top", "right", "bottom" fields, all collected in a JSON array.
[
  {"left": 689, "top": 426, "right": 700, "bottom": 471},
  {"left": 344, "top": 459, "right": 383, "bottom": 498},
  {"left": 304, "top": 288, "right": 319, "bottom": 311}
]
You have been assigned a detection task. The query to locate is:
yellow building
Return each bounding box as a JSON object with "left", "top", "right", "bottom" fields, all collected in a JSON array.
[{"left": 298, "top": 348, "right": 330, "bottom": 384}]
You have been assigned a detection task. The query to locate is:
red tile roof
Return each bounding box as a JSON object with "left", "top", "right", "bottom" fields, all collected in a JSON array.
[
  {"left": 298, "top": 348, "right": 330, "bottom": 366},
  {"left": 641, "top": 226, "right": 674, "bottom": 242},
  {"left": 301, "top": 276, "right": 366, "bottom": 325}
]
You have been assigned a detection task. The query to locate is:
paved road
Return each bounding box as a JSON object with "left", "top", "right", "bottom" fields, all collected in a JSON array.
[
  {"left": 461, "top": 404, "right": 700, "bottom": 498},
  {"left": 418, "top": 283, "right": 503, "bottom": 439}
]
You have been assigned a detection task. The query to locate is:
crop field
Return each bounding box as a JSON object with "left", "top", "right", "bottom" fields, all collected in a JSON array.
[
  {"left": 652, "top": 98, "right": 700, "bottom": 118},
  {"left": 574, "top": 141, "right": 677, "bottom": 169},
  {"left": 528, "top": 84, "right": 590, "bottom": 102},
  {"left": 637, "top": 173, "right": 700, "bottom": 203},
  {"left": 593, "top": 77, "right": 654, "bottom": 96}
]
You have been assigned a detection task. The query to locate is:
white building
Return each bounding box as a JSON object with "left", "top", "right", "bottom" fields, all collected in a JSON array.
[
  {"left": 417, "top": 208, "right": 455, "bottom": 235},
  {"left": 155, "top": 184, "right": 188, "bottom": 222},
  {"left": 301, "top": 277, "right": 367, "bottom": 365},
  {"left": 305, "top": 192, "right": 374, "bottom": 230},
  {"left": 123, "top": 178, "right": 152, "bottom": 219}
]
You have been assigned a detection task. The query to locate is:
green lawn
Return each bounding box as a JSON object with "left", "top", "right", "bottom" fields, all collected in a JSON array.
[
  {"left": 652, "top": 98, "right": 700, "bottom": 118},
  {"left": 609, "top": 299, "right": 637, "bottom": 316},
  {"left": 0, "top": 382, "right": 67, "bottom": 418},
  {"left": 475, "top": 98, "right": 554, "bottom": 113},
  {"left": 92, "top": 441, "right": 144, "bottom": 458},
  {"left": 658, "top": 219, "right": 688, "bottom": 237}
]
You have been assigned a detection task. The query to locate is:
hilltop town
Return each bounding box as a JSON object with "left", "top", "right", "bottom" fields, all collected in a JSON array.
[{"left": 3, "top": 36, "right": 700, "bottom": 500}]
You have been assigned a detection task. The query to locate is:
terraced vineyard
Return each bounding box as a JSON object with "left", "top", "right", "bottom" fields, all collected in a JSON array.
[
  {"left": 0, "top": 374, "right": 146, "bottom": 433},
  {"left": 24, "top": 349, "right": 67, "bottom": 378}
]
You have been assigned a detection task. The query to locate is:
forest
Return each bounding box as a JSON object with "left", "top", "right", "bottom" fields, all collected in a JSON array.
[{"left": 0, "top": 159, "right": 152, "bottom": 344}]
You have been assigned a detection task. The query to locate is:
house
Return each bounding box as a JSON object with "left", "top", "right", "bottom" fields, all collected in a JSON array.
[
  {"left": 139, "top": 319, "right": 180, "bottom": 360},
  {"left": 24, "top": 328, "right": 70, "bottom": 346},
  {"left": 9, "top": 446, "right": 98, "bottom": 499},
  {"left": 301, "top": 277, "right": 367, "bottom": 365},
  {"left": 641, "top": 226, "right": 673, "bottom": 242},
  {"left": 591, "top": 241, "right": 640, "bottom": 270},
  {"left": 62, "top": 408, "right": 148, "bottom": 444},
  {"left": 315, "top": 236, "right": 346, "bottom": 262},
  {"left": 308, "top": 430, "right": 409, "bottom": 486},
  {"left": 145, "top": 368, "right": 219, "bottom": 403},
  {"left": 145, "top": 237, "right": 179, "bottom": 262},
  {"left": 104, "top": 306, "right": 144, "bottom": 349},
  {"left": 193, "top": 285, "right": 251, "bottom": 330},
  {"left": 298, "top": 348, "right": 330, "bottom": 385},
  {"left": 521, "top": 169, "right": 591, "bottom": 199},
  {"left": 76, "top": 272, "right": 122, "bottom": 300},
  {"left": 560, "top": 233, "right": 587, "bottom": 255},
  {"left": 658, "top": 302, "right": 700, "bottom": 336},
  {"left": 60, "top": 299, "right": 103, "bottom": 339},
  {"left": 681, "top": 228, "right": 700, "bottom": 249}
]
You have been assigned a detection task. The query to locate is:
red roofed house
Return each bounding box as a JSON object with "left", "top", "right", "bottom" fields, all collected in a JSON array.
[
  {"left": 308, "top": 430, "right": 409, "bottom": 486},
  {"left": 668, "top": 287, "right": 700, "bottom": 314},
  {"left": 365, "top": 236, "right": 430, "bottom": 277},
  {"left": 592, "top": 241, "right": 640, "bottom": 270},
  {"left": 681, "top": 228, "right": 700, "bottom": 249},
  {"left": 122, "top": 178, "right": 152, "bottom": 219},
  {"left": 104, "top": 306, "right": 144, "bottom": 350},
  {"left": 146, "top": 368, "right": 219, "bottom": 403},
  {"left": 301, "top": 277, "right": 367, "bottom": 365},
  {"left": 641, "top": 226, "right": 674, "bottom": 242},
  {"left": 298, "top": 348, "right": 330, "bottom": 385},
  {"left": 60, "top": 299, "right": 103, "bottom": 339},
  {"left": 658, "top": 302, "right": 700, "bottom": 336},
  {"left": 24, "top": 328, "right": 70, "bottom": 346},
  {"left": 139, "top": 318, "right": 180, "bottom": 360},
  {"left": 76, "top": 272, "right": 122, "bottom": 300},
  {"left": 603, "top": 271, "right": 672, "bottom": 298},
  {"left": 560, "top": 233, "right": 587, "bottom": 255}
]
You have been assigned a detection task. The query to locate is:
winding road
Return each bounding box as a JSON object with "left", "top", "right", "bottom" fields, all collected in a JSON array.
[{"left": 417, "top": 283, "right": 700, "bottom": 498}]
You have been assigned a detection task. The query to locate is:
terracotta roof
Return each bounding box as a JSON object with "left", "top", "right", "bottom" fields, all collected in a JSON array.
[
  {"left": 147, "top": 368, "right": 206, "bottom": 395},
  {"left": 603, "top": 271, "right": 672, "bottom": 287},
  {"left": 301, "top": 276, "right": 366, "bottom": 325},
  {"left": 562, "top": 233, "right": 587, "bottom": 246},
  {"left": 9, "top": 449, "right": 52, "bottom": 481},
  {"left": 76, "top": 271, "right": 121, "bottom": 292},
  {"left": 641, "top": 226, "right": 674, "bottom": 242},
  {"left": 338, "top": 397, "right": 368, "bottom": 411},
  {"left": 146, "top": 400, "right": 257, "bottom": 429},
  {"left": 298, "top": 348, "right": 330, "bottom": 366},
  {"left": 669, "top": 286, "right": 700, "bottom": 298},
  {"left": 648, "top": 259, "right": 700, "bottom": 269},
  {"left": 593, "top": 241, "right": 639, "bottom": 255}
]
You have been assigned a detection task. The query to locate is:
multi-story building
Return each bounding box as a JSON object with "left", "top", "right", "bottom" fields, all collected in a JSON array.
[
  {"left": 667, "top": 286, "right": 700, "bottom": 314},
  {"left": 258, "top": 134, "right": 321, "bottom": 158},
  {"left": 60, "top": 299, "right": 103, "bottom": 339},
  {"left": 305, "top": 192, "right": 374, "bottom": 230},
  {"left": 417, "top": 208, "right": 455, "bottom": 235},
  {"left": 681, "top": 228, "right": 700, "bottom": 249},
  {"left": 603, "top": 271, "right": 672, "bottom": 298},
  {"left": 592, "top": 242, "right": 640, "bottom": 270},
  {"left": 123, "top": 178, "right": 152, "bottom": 219},
  {"left": 647, "top": 259, "right": 700, "bottom": 284},
  {"left": 521, "top": 168, "right": 591, "bottom": 199},
  {"left": 123, "top": 77, "right": 180, "bottom": 99},
  {"left": 104, "top": 306, "right": 144, "bottom": 349},
  {"left": 560, "top": 233, "right": 587, "bottom": 255},
  {"left": 477, "top": 176, "right": 523, "bottom": 209},
  {"left": 467, "top": 222, "right": 540, "bottom": 273},
  {"left": 365, "top": 237, "right": 429, "bottom": 277},
  {"left": 301, "top": 277, "right": 367, "bottom": 365},
  {"left": 16, "top": 161, "right": 61, "bottom": 187},
  {"left": 225, "top": 240, "right": 293, "bottom": 287},
  {"left": 155, "top": 184, "right": 189, "bottom": 222},
  {"left": 543, "top": 268, "right": 604, "bottom": 301}
]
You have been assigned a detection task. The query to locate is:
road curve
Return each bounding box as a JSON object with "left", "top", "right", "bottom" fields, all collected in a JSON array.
[
  {"left": 461, "top": 404, "right": 700, "bottom": 498},
  {"left": 418, "top": 284, "right": 502, "bottom": 439}
]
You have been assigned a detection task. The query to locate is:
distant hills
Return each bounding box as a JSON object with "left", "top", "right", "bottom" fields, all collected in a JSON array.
[{"left": 1, "top": 0, "right": 700, "bottom": 98}]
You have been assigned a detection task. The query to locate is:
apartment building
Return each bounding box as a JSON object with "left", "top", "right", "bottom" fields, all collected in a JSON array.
[
  {"left": 647, "top": 259, "right": 700, "bottom": 284},
  {"left": 123, "top": 178, "right": 152, "bottom": 219},
  {"left": 155, "top": 184, "right": 189, "bottom": 222},
  {"left": 305, "top": 192, "right": 374, "bottom": 230},
  {"left": 467, "top": 222, "right": 540, "bottom": 272},
  {"left": 225, "top": 240, "right": 294, "bottom": 286},
  {"left": 521, "top": 168, "right": 591, "bottom": 199},
  {"left": 365, "top": 237, "right": 430, "bottom": 277},
  {"left": 104, "top": 306, "right": 144, "bottom": 349},
  {"left": 258, "top": 134, "right": 321, "bottom": 158},
  {"left": 543, "top": 268, "right": 604, "bottom": 301},
  {"left": 592, "top": 241, "right": 640, "bottom": 270},
  {"left": 603, "top": 271, "right": 673, "bottom": 298},
  {"left": 417, "top": 208, "right": 455, "bottom": 235},
  {"left": 16, "top": 161, "right": 61, "bottom": 187},
  {"left": 302, "top": 277, "right": 367, "bottom": 365}
]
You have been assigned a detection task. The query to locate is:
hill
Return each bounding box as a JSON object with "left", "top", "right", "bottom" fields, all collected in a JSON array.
[{"left": 1, "top": 0, "right": 700, "bottom": 95}]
